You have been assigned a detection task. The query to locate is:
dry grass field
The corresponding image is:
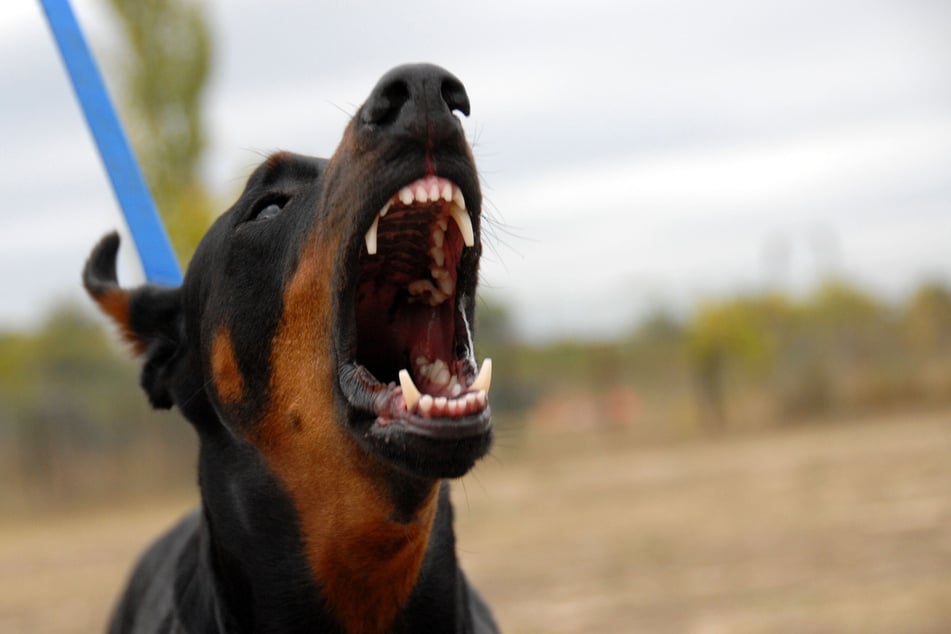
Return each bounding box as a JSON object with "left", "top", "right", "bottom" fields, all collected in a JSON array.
[{"left": 2, "top": 410, "right": 950, "bottom": 633}]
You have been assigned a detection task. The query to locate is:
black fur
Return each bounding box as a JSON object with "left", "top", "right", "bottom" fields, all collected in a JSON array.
[{"left": 87, "top": 65, "right": 498, "bottom": 633}]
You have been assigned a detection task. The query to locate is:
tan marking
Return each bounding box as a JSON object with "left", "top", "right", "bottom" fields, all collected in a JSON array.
[
  {"left": 93, "top": 288, "right": 146, "bottom": 355},
  {"left": 252, "top": 235, "right": 438, "bottom": 633},
  {"left": 265, "top": 150, "right": 293, "bottom": 169},
  {"left": 211, "top": 328, "right": 244, "bottom": 404}
]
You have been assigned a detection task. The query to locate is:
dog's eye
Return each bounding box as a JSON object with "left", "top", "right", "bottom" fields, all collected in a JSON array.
[
  {"left": 249, "top": 195, "right": 289, "bottom": 222},
  {"left": 257, "top": 203, "right": 283, "bottom": 221}
]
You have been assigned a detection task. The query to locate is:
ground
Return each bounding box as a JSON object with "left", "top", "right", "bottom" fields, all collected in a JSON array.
[{"left": 2, "top": 410, "right": 950, "bottom": 633}]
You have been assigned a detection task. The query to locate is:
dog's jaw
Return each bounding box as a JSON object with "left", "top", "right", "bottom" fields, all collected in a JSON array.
[
  {"left": 336, "top": 177, "right": 494, "bottom": 477},
  {"left": 318, "top": 68, "right": 494, "bottom": 480}
]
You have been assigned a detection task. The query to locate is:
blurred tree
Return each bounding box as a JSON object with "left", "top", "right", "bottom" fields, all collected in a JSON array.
[
  {"left": 475, "top": 296, "right": 516, "bottom": 349},
  {"left": 686, "top": 295, "right": 788, "bottom": 429},
  {"left": 621, "top": 311, "right": 687, "bottom": 381},
  {"left": 807, "top": 279, "right": 880, "bottom": 322},
  {"left": 0, "top": 304, "right": 196, "bottom": 512},
  {"left": 804, "top": 279, "right": 883, "bottom": 356},
  {"left": 105, "top": 0, "right": 214, "bottom": 263},
  {"left": 475, "top": 297, "right": 535, "bottom": 415},
  {"left": 902, "top": 282, "right": 951, "bottom": 355},
  {"left": 1, "top": 306, "right": 120, "bottom": 494}
]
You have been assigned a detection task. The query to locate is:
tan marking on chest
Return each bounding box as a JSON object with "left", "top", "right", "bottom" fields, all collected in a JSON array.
[{"left": 252, "top": 239, "right": 437, "bottom": 633}]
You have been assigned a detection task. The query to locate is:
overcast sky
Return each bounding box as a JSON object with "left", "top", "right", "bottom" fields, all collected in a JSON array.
[{"left": 2, "top": 0, "right": 950, "bottom": 340}]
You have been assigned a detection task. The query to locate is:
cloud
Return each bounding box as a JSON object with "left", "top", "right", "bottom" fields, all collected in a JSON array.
[
  {"left": 2, "top": 0, "right": 949, "bottom": 340},
  {"left": 481, "top": 110, "right": 951, "bottom": 338}
]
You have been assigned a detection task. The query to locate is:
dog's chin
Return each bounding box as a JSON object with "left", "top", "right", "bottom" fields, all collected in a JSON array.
[
  {"left": 338, "top": 362, "right": 493, "bottom": 480},
  {"left": 350, "top": 407, "right": 493, "bottom": 480}
]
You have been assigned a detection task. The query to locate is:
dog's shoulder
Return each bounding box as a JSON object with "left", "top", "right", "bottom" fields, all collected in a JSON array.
[
  {"left": 465, "top": 578, "right": 500, "bottom": 634},
  {"left": 108, "top": 509, "right": 205, "bottom": 634}
]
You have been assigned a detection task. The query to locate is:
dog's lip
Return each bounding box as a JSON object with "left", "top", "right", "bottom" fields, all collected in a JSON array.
[{"left": 375, "top": 407, "right": 492, "bottom": 440}]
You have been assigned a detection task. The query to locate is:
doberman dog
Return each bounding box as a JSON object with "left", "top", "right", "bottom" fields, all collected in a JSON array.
[{"left": 84, "top": 64, "right": 498, "bottom": 634}]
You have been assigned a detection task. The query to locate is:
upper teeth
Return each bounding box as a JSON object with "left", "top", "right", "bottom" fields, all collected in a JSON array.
[{"left": 364, "top": 176, "right": 473, "bottom": 256}]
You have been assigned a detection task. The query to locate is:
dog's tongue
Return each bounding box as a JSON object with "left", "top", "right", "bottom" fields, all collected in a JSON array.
[{"left": 393, "top": 301, "right": 454, "bottom": 394}]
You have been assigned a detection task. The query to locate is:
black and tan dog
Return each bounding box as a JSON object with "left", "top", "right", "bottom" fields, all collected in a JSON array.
[{"left": 84, "top": 64, "right": 498, "bottom": 633}]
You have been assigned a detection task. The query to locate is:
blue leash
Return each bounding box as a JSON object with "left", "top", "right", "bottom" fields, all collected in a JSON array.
[{"left": 39, "top": 0, "right": 183, "bottom": 286}]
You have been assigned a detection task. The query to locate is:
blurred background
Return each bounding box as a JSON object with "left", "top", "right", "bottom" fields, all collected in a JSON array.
[{"left": 2, "top": 1, "right": 951, "bottom": 632}]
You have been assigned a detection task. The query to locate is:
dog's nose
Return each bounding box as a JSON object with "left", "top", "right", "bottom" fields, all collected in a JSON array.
[{"left": 360, "top": 64, "right": 470, "bottom": 141}]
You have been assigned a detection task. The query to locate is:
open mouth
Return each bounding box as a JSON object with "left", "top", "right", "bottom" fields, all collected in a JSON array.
[{"left": 338, "top": 174, "right": 492, "bottom": 448}]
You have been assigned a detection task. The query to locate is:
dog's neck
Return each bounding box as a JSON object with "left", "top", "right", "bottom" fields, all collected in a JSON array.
[{"left": 182, "top": 433, "right": 463, "bottom": 634}]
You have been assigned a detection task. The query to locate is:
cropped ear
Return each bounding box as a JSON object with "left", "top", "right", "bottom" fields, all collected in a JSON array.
[{"left": 83, "top": 232, "right": 183, "bottom": 409}]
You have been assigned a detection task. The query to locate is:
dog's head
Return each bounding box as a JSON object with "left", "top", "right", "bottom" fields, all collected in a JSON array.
[{"left": 84, "top": 64, "right": 492, "bottom": 481}]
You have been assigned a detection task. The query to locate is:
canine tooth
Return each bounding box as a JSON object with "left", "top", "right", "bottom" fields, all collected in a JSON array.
[
  {"left": 399, "top": 370, "right": 421, "bottom": 411},
  {"left": 419, "top": 394, "right": 434, "bottom": 416},
  {"left": 379, "top": 199, "right": 393, "bottom": 218},
  {"left": 470, "top": 358, "right": 492, "bottom": 394},
  {"left": 429, "top": 183, "right": 440, "bottom": 201},
  {"left": 441, "top": 182, "right": 453, "bottom": 202},
  {"left": 415, "top": 185, "right": 429, "bottom": 203},
  {"left": 399, "top": 187, "right": 414, "bottom": 205},
  {"left": 452, "top": 187, "right": 466, "bottom": 210},
  {"left": 365, "top": 214, "right": 380, "bottom": 255},
  {"left": 450, "top": 206, "right": 475, "bottom": 247},
  {"left": 431, "top": 247, "right": 445, "bottom": 267}
]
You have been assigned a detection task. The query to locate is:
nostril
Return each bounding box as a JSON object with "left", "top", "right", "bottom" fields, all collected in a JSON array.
[
  {"left": 362, "top": 79, "right": 411, "bottom": 126},
  {"left": 361, "top": 65, "right": 470, "bottom": 133},
  {"left": 441, "top": 78, "right": 470, "bottom": 117}
]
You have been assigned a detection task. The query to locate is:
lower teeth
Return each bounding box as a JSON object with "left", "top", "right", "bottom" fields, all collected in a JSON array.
[{"left": 398, "top": 358, "right": 493, "bottom": 416}]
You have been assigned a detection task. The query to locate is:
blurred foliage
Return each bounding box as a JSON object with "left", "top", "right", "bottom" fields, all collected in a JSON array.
[
  {"left": 3, "top": 278, "right": 951, "bottom": 516},
  {"left": 105, "top": 0, "right": 215, "bottom": 263},
  {"left": 902, "top": 283, "right": 951, "bottom": 354},
  {"left": 0, "top": 305, "right": 195, "bottom": 515},
  {"left": 476, "top": 278, "right": 951, "bottom": 437},
  {"left": 0, "top": 0, "right": 216, "bottom": 512},
  {"left": 10, "top": 3, "right": 951, "bottom": 507},
  {"left": 686, "top": 295, "right": 790, "bottom": 429},
  {"left": 475, "top": 297, "right": 537, "bottom": 415}
]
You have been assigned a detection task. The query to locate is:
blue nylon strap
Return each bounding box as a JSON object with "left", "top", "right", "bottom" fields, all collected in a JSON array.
[{"left": 39, "top": 0, "right": 183, "bottom": 286}]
